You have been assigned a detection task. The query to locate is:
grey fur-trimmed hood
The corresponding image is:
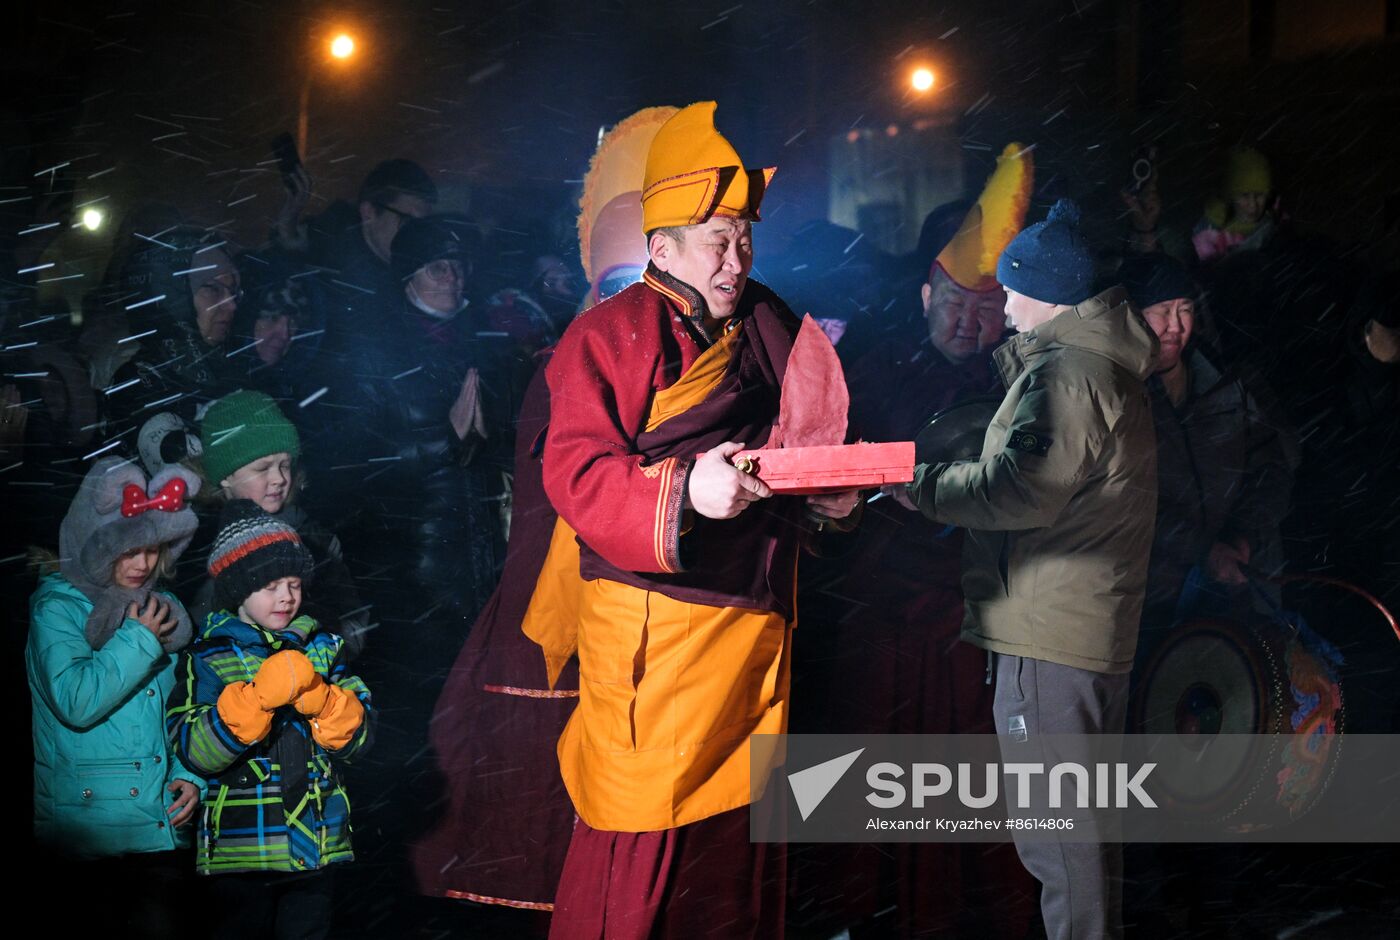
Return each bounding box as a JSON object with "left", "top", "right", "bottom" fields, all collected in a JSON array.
[{"left": 58, "top": 456, "right": 201, "bottom": 651}]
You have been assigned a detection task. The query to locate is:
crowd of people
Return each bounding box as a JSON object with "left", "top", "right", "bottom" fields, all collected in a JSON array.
[{"left": 5, "top": 100, "right": 1398, "bottom": 940}]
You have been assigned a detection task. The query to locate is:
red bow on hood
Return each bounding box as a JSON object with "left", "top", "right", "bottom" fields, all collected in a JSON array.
[{"left": 120, "top": 477, "right": 188, "bottom": 518}]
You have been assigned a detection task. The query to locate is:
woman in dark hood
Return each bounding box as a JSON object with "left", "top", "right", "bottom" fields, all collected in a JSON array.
[{"left": 100, "top": 227, "right": 244, "bottom": 436}]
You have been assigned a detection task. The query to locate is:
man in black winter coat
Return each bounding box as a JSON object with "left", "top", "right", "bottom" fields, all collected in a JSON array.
[
  {"left": 270, "top": 158, "right": 437, "bottom": 377},
  {"left": 1119, "top": 254, "right": 1298, "bottom": 642},
  {"left": 273, "top": 158, "right": 436, "bottom": 296}
]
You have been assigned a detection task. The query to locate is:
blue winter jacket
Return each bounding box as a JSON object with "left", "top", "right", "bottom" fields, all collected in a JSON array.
[{"left": 28, "top": 574, "right": 206, "bottom": 858}]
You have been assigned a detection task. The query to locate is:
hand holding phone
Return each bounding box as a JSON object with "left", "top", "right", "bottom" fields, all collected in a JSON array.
[
  {"left": 271, "top": 132, "right": 302, "bottom": 179},
  {"left": 271, "top": 132, "right": 312, "bottom": 242}
]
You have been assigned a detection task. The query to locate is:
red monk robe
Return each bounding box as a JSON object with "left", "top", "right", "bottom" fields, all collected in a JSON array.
[
  {"left": 410, "top": 358, "right": 581, "bottom": 914},
  {"left": 540, "top": 264, "right": 806, "bottom": 939},
  {"left": 410, "top": 105, "right": 681, "bottom": 920}
]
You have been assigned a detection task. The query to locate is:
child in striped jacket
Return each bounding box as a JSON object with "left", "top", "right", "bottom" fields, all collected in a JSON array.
[{"left": 166, "top": 499, "right": 371, "bottom": 938}]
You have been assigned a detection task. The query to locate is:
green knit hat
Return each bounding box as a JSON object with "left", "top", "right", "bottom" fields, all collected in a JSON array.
[{"left": 200, "top": 390, "right": 301, "bottom": 485}]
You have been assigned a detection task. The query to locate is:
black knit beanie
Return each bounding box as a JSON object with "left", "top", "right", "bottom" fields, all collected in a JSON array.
[
  {"left": 208, "top": 499, "right": 313, "bottom": 611},
  {"left": 390, "top": 213, "right": 478, "bottom": 285},
  {"left": 1118, "top": 253, "right": 1201, "bottom": 311}
]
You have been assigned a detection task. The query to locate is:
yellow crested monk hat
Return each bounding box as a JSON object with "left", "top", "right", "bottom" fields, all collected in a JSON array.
[
  {"left": 577, "top": 106, "right": 679, "bottom": 305},
  {"left": 931, "top": 142, "right": 1035, "bottom": 292},
  {"left": 641, "top": 101, "right": 775, "bottom": 233}
]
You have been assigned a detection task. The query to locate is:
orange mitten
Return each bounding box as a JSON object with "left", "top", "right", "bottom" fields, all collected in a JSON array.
[
  {"left": 307, "top": 684, "right": 366, "bottom": 752},
  {"left": 251, "top": 650, "right": 318, "bottom": 710},
  {"left": 292, "top": 674, "right": 331, "bottom": 717},
  {"left": 216, "top": 681, "right": 274, "bottom": 745}
]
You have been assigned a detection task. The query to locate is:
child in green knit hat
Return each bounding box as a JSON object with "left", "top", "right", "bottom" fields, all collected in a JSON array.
[
  {"left": 194, "top": 390, "right": 371, "bottom": 655},
  {"left": 201, "top": 389, "right": 302, "bottom": 514}
]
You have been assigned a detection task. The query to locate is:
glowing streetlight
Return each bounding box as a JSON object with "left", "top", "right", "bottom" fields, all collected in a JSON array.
[
  {"left": 300, "top": 31, "right": 362, "bottom": 155},
  {"left": 81, "top": 208, "right": 104, "bottom": 231},
  {"left": 911, "top": 68, "right": 935, "bottom": 93}
]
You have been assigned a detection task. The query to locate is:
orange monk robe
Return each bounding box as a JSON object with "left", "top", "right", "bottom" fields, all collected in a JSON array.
[{"left": 538, "top": 265, "right": 805, "bottom": 833}]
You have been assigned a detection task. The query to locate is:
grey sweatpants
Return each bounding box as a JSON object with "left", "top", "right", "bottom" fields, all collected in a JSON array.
[{"left": 990, "top": 653, "right": 1130, "bottom": 940}]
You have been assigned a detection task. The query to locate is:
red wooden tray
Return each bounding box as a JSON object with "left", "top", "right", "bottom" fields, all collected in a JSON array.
[{"left": 732, "top": 441, "right": 915, "bottom": 495}]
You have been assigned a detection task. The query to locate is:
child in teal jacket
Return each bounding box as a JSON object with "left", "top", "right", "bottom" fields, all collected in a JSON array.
[{"left": 29, "top": 456, "right": 207, "bottom": 858}]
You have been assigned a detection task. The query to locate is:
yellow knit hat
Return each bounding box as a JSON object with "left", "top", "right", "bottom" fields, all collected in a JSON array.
[
  {"left": 931, "top": 142, "right": 1035, "bottom": 292},
  {"left": 1224, "top": 146, "right": 1271, "bottom": 197},
  {"left": 641, "top": 101, "right": 775, "bottom": 233}
]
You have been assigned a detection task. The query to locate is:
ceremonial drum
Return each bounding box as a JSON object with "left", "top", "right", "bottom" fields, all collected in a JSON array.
[
  {"left": 1133, "top": 617, "right": 1344, "bottom": 832},
  {"left": 914, "top": 397, "right": 1002, "bottom": 465}
]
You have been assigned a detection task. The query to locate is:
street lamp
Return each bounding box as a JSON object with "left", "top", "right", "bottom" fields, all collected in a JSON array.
[
  {"left": 80, "top": 208, "right": 104, "bottom": 232},
  {"left": 298, "top": 30, "right": 360, "bottom": 156},
  {"left": 911, "top": 68, "right": 935, "bottom": 93}
]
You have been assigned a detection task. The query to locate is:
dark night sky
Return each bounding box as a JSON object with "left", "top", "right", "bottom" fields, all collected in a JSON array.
[
  {"left": 0, "top": 2, "right": 1132, "bottom": 214},
  {"left": 4, "top": 1, "right": 1397, "bottom": 268}
]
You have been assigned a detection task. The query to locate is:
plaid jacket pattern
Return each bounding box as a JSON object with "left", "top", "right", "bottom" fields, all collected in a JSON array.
[{"left": 167, "top": 611, "right": 371, "bottom": 875}]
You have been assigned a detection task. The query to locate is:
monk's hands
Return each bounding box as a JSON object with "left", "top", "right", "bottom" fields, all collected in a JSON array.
[{"left": 687, "top": 442, "right": 773, "bottom": 520}]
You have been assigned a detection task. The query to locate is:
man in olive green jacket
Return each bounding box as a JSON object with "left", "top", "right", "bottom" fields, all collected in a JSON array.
[{"left": 901, "top": 199, "right": 1158, "bottom": 940}]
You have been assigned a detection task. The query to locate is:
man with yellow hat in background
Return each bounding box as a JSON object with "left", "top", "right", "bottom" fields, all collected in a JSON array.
[
  {"left": 892, "top": 195, "right": 1159, "bottom": 940},
  {"left": 540, "top": 101, "right": 859, "bottom": 939},
  {"left": 793, "top": 144, "right": 1038, "bottom": 937}
]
